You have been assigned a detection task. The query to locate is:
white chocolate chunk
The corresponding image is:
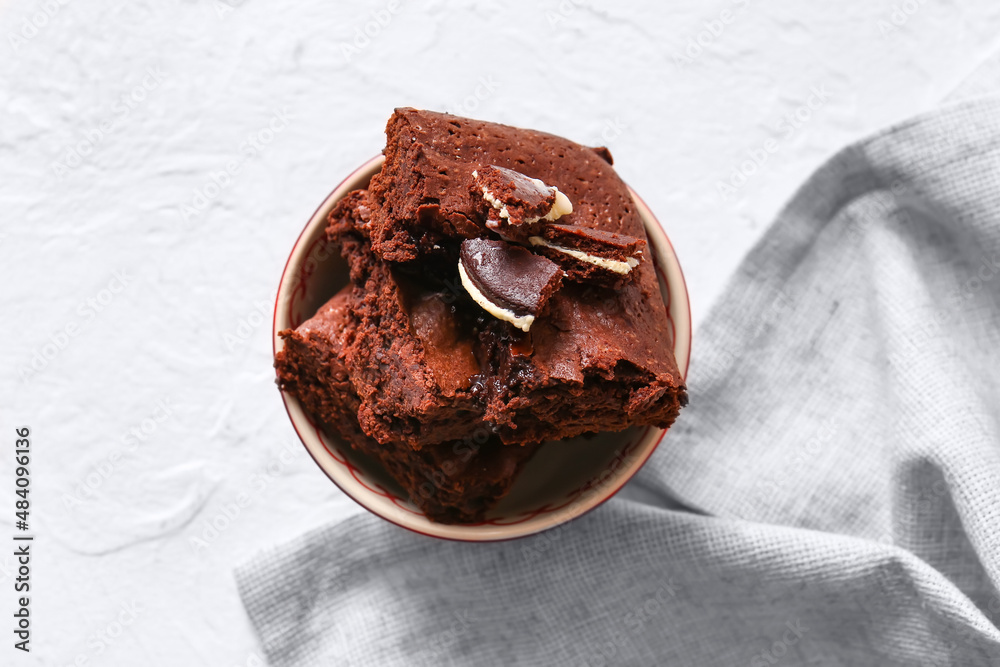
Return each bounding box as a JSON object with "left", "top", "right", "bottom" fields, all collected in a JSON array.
[
  {"left": 528, "top": 237, "right": 639, "bottom": 275},
  {"left": 545, "top": 188, "right": 573, "bottom": 221},
  {"left": 473, "top": 169, "right": 573, "bottom": 224},
  {"left": 457, "top": 259, "right": 535, "bottom": 332},
  {"left": 481, "top": 186, "right": 512, "bottom": 221}
]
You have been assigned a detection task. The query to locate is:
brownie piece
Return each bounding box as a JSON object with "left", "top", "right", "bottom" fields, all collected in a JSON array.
[
  {"left": 470, "top": 165, "right": 573, "bottom": 242},
  {"left": 274, "top": 286, "right": 365, "bottom": 444},
  {"left": 278, "top": 110, "right": 688, "bottom": 522},
  {"left": 529, "top": 223, "right": 646, "bottom": 288},
  {"left": 329, "top": 196, "right": 487, "bottom": 448},
  {"left": 348, "top": 260, "right": 487, "bottom": 448},
  {"left": 483, "top": 279, "right": 684, "bottom": 443},
  {"left": 275, "top": 286, "right": 537, "bottom": 523},
  {"left": 366, "top": 108, "right": 619, "bottom": 262},
  {"left": 347, "top": 109, "right": 686, "bottom": 445}
]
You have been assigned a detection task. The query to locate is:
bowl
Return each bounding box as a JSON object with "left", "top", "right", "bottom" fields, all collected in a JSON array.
[{"left": 274, "top": 155, "right": 691, "bottom": 541}]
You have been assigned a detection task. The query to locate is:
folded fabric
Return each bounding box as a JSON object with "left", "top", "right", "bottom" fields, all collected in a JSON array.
[{"left": 237, "top": 95, "right": 1000, "bottom": 666}]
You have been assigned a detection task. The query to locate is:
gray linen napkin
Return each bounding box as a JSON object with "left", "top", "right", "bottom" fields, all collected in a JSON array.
[{"left": 236, "top": 96, "right": 1000, "bottom": 666}]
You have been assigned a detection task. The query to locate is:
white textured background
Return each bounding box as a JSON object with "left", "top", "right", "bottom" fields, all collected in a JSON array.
[{"left": 1, "top": 0, "right": 999, "bottom": 664}]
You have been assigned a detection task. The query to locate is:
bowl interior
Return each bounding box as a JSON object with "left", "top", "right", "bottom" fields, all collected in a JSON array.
[{"left": 275, "top": 156, "right": 691, "bottom": 541}]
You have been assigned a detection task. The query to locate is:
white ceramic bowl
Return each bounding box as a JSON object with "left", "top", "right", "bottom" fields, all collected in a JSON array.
[{"left": 274, "top": 155, "right": 691, "bottom": 541}]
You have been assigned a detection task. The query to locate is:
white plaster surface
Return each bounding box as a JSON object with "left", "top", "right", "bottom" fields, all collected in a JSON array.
[{"left": 1, "top": 0, "right": 998, "bottom": 664}]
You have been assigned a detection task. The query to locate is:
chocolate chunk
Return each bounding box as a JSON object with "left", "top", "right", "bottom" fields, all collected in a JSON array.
[
  {"left": 472, "top": 165, "right": 573, "bottom": 240},
  {"left": 458, "top": 237, "right": 563, "bottom": 332},
  {"left": 528, "top": 223, "right": 646, "bottom": 287}
]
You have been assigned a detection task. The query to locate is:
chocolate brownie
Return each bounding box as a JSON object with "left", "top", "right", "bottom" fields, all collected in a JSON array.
[
  {"left": 274, "top": 286, "right": 365, "bottom": 444},
  {"left": 482, "top": 278, "right": 684, "bottom": 443},
  {"left": 341, "top": 109, "right": 686, "bottom": 445},
  {"left": 278, "top": 109, "right": 687, "bottom": 522},
  {"left": 275, "top": 286, "right": 537, "bottom": 523},
  {"left": 366, "top": 108, "right": 623, "bottom": 263},
  {"left": 329, "top": 195, "right": 486, "bottom": 448}
]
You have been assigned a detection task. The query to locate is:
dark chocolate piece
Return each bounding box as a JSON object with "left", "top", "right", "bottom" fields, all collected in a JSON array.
[
  {"left": 529, "top": 223, "right": 646, "bottom": 287},
  {"left": 459, "top": 237, "right": 563, "bottom": 331}
]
